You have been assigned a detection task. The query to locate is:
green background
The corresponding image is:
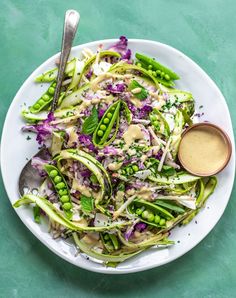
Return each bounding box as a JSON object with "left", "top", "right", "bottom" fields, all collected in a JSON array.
[{"left": 0, "top": 0, "right": 235, "bottom": 297}]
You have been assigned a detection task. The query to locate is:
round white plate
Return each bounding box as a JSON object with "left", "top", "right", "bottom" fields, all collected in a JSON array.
[{"left": 1, "top": 39, "right": 235, "bottom": 274}]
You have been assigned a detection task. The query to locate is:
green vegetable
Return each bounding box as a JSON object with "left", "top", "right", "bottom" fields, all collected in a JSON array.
[
  {"left": 73, "top": 233, "right": 142, "bottom": 264},
  {"left": 121, "top": 101, "right": 132, "bottom": 124},
  {"left": 13, "top": 195, "right": 131, "bottom": 232},
  {"left": 128, "top": 80, "right": 148, "bottom": 100},
  {"left": 44, "top": 164, "right": 73, "bottom": 219},
  {"left": 93, "top": 101, "right": 121, "bottom": 148},
  {"left": 56, "top": 149, "right": 112, "bottom": 202},
  {"left": 149, "top": 108, "right": 170, "bottom": 137},
  {"left": 33, "top": 205, "right": 41, "bottom": 223},
  {"left": 60, "top": 83, "right": 90, "bottom": 108},
  {"left": 169, "top": 110, "right": 184, "bottom": 158},
  {"left": 109, "top": 63, "right": 160, "bottom": 89},
  {"left": 135, "top": 53, "right": 180, "bottom": 81},
  {"left": 82, "top": 106, "right": 98, "bottom": 135},
  {"left": 148, "top": 172, "right": 200, "bottom": 185},
  {"left": 154, "top": 200, "right": 185, "bottom": 214},
  {"left": 81, "top": 195, "right": 94, "bottom": 213},
  {"left": 30, "top": 82, "right": 56, "bottom": 114},
  {"left": 35, "top": 59, "right": 75, "bottom": 82}
]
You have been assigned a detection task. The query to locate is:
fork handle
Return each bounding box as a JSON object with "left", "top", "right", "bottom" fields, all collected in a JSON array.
[{"left": 51, "top": 10, "right": 80, "bottom": 112}]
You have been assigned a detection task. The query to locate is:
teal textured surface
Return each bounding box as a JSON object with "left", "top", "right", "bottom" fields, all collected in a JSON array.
[{"left": 0, "top": 0, "right": 235, "bottom": 297}]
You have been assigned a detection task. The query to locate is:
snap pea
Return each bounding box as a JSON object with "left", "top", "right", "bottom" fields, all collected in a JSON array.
[
  {"left": 30, "top": 82, "right": 56, "bottom": 114},
  {"left": 128, "top": 199, "right": 174, "bottom": 228},
  {"left": 93, "top": 101, "right": 121, "bottom": 148},
  {"left": 149, "top": 108, "right": 170, "bottom": 137},
  {"left": 135, "top": 53, "right": 180, "bottom": 81},
  {"left": 154, "top": 200, "right": 185, "bottom": 214},
  {"left": 135, "top": 59, "right": 175, "bottom": 87},
  {"left": 44, "top": 164, "right": 72, "bottom": 219},
  {"left": 35, "top": 59, "right": 75, "bottom": 83}
]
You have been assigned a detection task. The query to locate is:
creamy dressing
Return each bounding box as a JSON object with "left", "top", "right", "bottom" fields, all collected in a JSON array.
[
  {"left": 129, "top": 96, "right": 143, "bottom": 108},
  {"left": 108, "top": 162, "right": 123, "bottom": 171},
  {"left": 123, "top": 124, "right": 144, "bottom": 146},
  {"left": 179, "top": 125, "right": 229, "bottom": 175}
]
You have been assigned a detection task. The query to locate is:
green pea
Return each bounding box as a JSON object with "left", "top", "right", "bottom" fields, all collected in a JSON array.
[
  {"left": 42, "top": 94, "right": 50, "bottom": 101},
  {"left": 97, "top": 130, "right": 104, "bottom": 137},
  {"left": 164, "top": 74, "right": 170, "bottom": 81},
  {"left": 48, "top": 87, "right": 55, "bottom": 95},
  {"left": 90, "top": 174, "right": 98, "bottom": 184},
  {"left": 58, "top": 189, "right": 67, "bottom": 196},
  {"left": 137, "top": 63, "right": 142, "bottom": 67},
  {"left": 103, "top": 118, "right": 110, "bottom": 124},
  {"left": 159, "top": 218, "right": 166, "bottom": 226},
  {"left": 104, "top": 234, "right": 110, "bottom": 241},
  {"left": 148, "top": 69, "right": 153, "bottom": 75},
  {"left": 111, "top": 107, "right": 115, "bottom": 111},
  {"left": 154, "top": 215, "right": 160, "bottom": 224},
  {"left": 52, "top": 82, "right": 56, "bottom": 87},
  {"left": 100, "top": 124, "right": 106, "bottom": 131},
  {"left": 152, "top": 71, "right": 157, "bottom": 77},
  {"left": 136, "top": 208, "right": 143, "bottom": 216},
  {"left": 148, "top": 64, "right": 153, "bottom": 70},
  {"left": 56, "top": 182, "right": 66, "bottom": 189},
  {"left": 54, "top": 176, "right": 62, "bottom": 183},
  {"left": 156, "top": 70, "right": 161, "bottom": 75},
  {"left": 142, "top": 210, "right": 149, "bottom": 219},
  {"left": 147, "top": 213, "right": 155, "bottom": 222},
  {"left": 132, "top": 165, "right": 139, "bottom": 172},
  {"left": 161, "top": 71, "right": 165, "bottom": 78},
  {"left": 38, "top": 99, "right": 44, "bottom": 106},
  {"left": 153, "top": 120, "right": 159, "bottom": 127},
  {"left": 63, "top": 202, "right": 72, "bottom": 211},
  {"left": 107, "top": 112, "right": 113, "bottom": 119},
  {"left": 121, "top": 169, "right": 126, "bottom": 175},
  {"left": 33, "top": 104, "right": 40, "bottom": 110},
  {"left": 60, "top": 195, "right": 70, "bottom": 203},
  {"left": 49, "top": 170, "right": 58, "bottom": 178}
]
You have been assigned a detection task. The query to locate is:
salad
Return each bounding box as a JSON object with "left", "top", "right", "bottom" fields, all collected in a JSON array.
[{"left": 14, "top": 37, "right": 217, "bottom": 266}]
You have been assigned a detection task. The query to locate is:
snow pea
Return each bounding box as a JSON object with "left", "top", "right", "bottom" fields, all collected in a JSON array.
[
  {"left": 135, "top": 53, "right": 180, "bottom": 81},
  {"left": 44, "top": 164, "right": 72, "bottom": 219},
  {"left": 93, "top": 100, "right": 121, "bottom": 148},
  {"left": 30, "top": 82, "right": 56, "bottom": 114}
]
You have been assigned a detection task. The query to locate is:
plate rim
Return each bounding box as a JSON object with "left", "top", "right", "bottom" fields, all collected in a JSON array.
[{"left": 1, "top": 38, "right": 235, "bottom": 274}]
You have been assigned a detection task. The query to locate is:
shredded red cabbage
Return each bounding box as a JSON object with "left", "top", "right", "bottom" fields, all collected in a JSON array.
[
  {"left": 107, "top": 83, "right": 126, "bottom": 94},
  {"left": 109, "top": 36, "right": 132, "bottom": 60}
]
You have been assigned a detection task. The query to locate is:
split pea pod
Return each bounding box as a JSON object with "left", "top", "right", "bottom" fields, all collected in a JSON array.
[
  {"left": 92, "top": 100, "right": 121, "bottom": 148},
  {"left": 44, "top": 164, "right": 72, "bottom": 219},
  {"left": 128, "top": 199, "right": 174, "bottom": 228},
  {"left": 30, "top": 82, "right": 56, "bottom": 114},
  {"left": 135, "top": 53, "right": 180, "bottom": 81}
]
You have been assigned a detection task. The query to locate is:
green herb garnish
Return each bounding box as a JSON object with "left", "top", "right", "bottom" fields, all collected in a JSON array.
[
  {"left": 129, "top": 80, "right": 148, "bottom": 100},
  {"left": 82, "top": 107, "right": 98, "bottom": 135}
]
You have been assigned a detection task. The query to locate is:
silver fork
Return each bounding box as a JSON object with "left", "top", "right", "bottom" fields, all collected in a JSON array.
[{"left": 18, "top": 10, "right": 80, "bottom": 196}]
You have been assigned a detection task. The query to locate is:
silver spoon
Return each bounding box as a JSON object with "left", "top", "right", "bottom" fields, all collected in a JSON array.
[{"left": 19, "top": 10, "right": 80, "bottom": 196}]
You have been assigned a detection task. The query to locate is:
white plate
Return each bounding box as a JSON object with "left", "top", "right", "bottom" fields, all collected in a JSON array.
[{"left": 1, "top": 39, "right": 235, "bottom": 274}]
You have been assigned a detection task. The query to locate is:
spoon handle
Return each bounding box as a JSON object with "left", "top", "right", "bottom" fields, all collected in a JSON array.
[{"left": 51, "top": 10, "right": 80, "bottom": 112}]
